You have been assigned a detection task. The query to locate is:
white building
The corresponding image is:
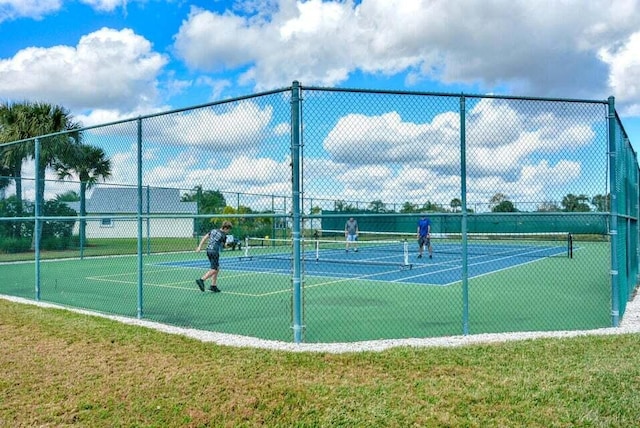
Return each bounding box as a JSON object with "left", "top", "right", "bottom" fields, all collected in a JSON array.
[{"left": 66, "top": 187, "right": 197, "bottom": 238}]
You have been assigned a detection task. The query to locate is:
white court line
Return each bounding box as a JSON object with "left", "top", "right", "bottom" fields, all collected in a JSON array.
[
  {"left": 87, "top": 264, "right": 297, "bottom": 297},
  {"left": 398, "top": 246, "right": 569, "bottom": 286}
]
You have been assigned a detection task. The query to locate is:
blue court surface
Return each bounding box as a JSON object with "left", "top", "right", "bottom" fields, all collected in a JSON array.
[{"left": 157, "top": 240, "right": 569, "bottom": 287}]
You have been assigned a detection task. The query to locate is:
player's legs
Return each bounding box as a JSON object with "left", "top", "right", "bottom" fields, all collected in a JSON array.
[
  {"left": 346, "top": 233, "right": 356, "bottom": 251},
  {"left": 197, "top": 251, "right": 222, "bottom": 292},
  {"left": 418, "top": 236, "right": 425, "bottom": 258}
]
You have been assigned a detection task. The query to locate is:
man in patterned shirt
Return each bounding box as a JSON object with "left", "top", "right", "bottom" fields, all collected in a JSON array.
[{"left": 196, "top": 221, "right": 233, "bottom": 292}]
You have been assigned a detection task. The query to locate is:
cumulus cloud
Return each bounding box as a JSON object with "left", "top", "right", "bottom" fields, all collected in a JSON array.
[
  {"left": 319, "top": 98, "right": 600, "bottom": 206},
  {"left": 79, "top": 0, "right": 127, "bottom": 12},
  {"left": 0, "top": 0, "right": 61, "bottom": 22},
  {"left": 139, "top": 153, "right": 292, "bottom": 199},
  {"left": 0, "top": 0, "right": 135, "bottom": 21},
  {"left": 0, "top": 28, "right": 167, "bottom": 113},
  {"left": 598, "top": 30, "right": 640, "bottom": 115},
  {"left": 172, "top": 0, "right": 640, "bottom": 107},
  {"left": 152, "top": 101, "right": 273, "bottom": 149}
]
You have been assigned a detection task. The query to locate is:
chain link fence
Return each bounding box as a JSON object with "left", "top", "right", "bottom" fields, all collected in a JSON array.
[{"left": 1, "top": 83, "right": 637, "bottom": 343}]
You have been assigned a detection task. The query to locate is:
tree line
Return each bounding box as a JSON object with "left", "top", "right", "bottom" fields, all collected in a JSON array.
[
  {"left": 330, "top": 192, "right": 610, "bottom": 214},
  {"left": 181, "top": 186, "right": 274, "bottom": 238}
]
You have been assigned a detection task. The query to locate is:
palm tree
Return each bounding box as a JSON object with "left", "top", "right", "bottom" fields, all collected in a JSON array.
[
  {"left": 28, "top": 103, "right": 82, "bottom": 249},
  {"left": 0, "top": 162, "right": 11, "bottom": 199},
  {"left": 28, "top": 103, "right": 81, "bottom": 205},
  {"left": 54, "top": 144, "right": 111, "bottom": 257},
  {"left": 0, "top": 102, "right": 33, "bottom": 215}
]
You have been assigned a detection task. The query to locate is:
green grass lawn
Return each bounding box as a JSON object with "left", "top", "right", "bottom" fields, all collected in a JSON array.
[{"left": 1, "top": 298, "right": 639, "bottom": 427}]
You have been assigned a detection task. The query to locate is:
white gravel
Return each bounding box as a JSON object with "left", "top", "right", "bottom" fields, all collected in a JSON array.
[{"left": 3, "top": 293, "right": 640, "bottom": 353}]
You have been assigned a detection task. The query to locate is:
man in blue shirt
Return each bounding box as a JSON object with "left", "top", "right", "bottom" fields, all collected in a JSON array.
[{"left": 417, "top": 215, "right": 432, "bottom": 259}]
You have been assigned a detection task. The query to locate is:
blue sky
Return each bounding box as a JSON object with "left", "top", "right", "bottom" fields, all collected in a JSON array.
[{"left": 1, "top": 0, "right": 640, "bottom": 210}]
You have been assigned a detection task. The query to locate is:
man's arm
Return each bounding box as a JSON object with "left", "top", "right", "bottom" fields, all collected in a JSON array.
[{"left": 196, "top": 233, "right": 209, "bottom": 251}]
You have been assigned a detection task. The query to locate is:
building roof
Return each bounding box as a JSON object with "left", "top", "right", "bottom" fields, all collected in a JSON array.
[{"left": 66, "top": 187, "right": 197, "bottom": 214}]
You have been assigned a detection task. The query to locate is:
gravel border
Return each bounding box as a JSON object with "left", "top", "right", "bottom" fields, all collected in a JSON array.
[{"left": 3, "top": 293, "right": 639, "bottom": 353}]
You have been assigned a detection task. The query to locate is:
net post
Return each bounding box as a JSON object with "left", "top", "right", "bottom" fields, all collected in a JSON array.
[{"left": 403, "top": 240, "right": 410, "bottom": 268}]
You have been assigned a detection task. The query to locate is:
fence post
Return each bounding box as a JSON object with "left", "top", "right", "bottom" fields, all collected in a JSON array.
[
  {"left": 34, "top": 138, "right": 41, "bottom": 301},
  {"left": 291, "top": 81, "right": 304, "bottom": 343},
  {"left": 608, "top": 96, "right": 619, "bottom": 327},
  {"left": 460, "top": 95, "right": 469, "bottom": 335},
  {"left": 137, "top": 117, "right": 144, "bottom": 319}
]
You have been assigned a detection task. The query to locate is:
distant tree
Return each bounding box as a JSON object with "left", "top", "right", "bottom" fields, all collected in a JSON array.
[
  {"left": 0, "top": 196, "right": 33, "bottom": 239},
  {"left": 368, "top": 199, "right": 386, "bottom": 213},
  {"left": 421, "top": 201, "right": 447, "bottom": 212},
  {"left": 450, "top": 198, "right": 462, "bottom": 212},
  {"left": 54, "top": 144, "right": 112, "bottom": 255},
  {"left": 492, "top": 200, "right": 517, "bottom": 212},
  {"left": 561, "top": 193, "right": 591, "bottom": 212},
  {"left": 40, "top": 199, "right": 77, "bottom": 250},
  {"left": 183, "top": 186, "right": 226, "bottom": 213},
  {"left": 489, "top": 193, "right": 507, "bottom": 211},
  {"left": 400, "top": 202, "right": 418, "bottom": 213},
  {"left": 591, "top": 194, "right": 610, "bottom": 212},
  {"left": 55, "top": 191, "right": 80, "bottom": 202},
  {"left": 536, "top": 201, "right": 561, "bottom": 212},
  {"left": 183, "top": 186, "right": 227, "bottom": 234}
]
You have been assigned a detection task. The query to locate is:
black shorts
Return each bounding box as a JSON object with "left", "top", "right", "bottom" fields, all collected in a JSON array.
[
  {"left": 206, "top": 250, "right": 220, "bottom": 270},
  {"left": 418, "top": 236, "right": 430, "bottom": 248}
]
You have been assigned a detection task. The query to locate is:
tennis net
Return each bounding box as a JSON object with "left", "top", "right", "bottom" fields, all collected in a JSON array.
[
  {"left": 317, "top": 230, "right": 573, "bottom": 259},
  {"left": 241, "top": 236, "right": 412, "bottom": 268}
]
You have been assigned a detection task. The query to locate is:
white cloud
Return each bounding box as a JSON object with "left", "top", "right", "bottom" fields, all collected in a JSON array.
[
  {"left": 77, "top": 100, "right": 274, "bottom": 155},
  {"left": 153, "top": 101, "right": 273, "bottom": 149},
  {"left": 79, "top": 0, "right": 126, "bottom": 12},
  {"left": 195, "top": 76, "right": 232, "bottom": 101},
  {"left": 139, "top": 153, "right": 292, "bottom": 198},
  {"left": 172, "top": 0, "right": 640, "bottom": 106},
  {"left": 0, "top": 28, "right": 167, "bottom": 113},
  {"left": 323, "top": 110, "right": 459, "bottom": 165},
  {"left": 0, "top": 0, "right": 61, "bottom": 22},
  {"left": 316, "top": 97, "right": 600, "bottom": 206},
  {"left": 598, "top": 30, "right": 640, "bottom": 115}
]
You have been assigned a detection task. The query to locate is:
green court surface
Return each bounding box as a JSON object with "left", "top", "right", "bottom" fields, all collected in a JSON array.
[{"left": 1, "top": 240, "right": 611, "bottom": 343}]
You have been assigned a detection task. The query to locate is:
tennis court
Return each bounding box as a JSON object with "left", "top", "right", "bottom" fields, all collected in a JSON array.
[
  {"left": 0, "top": 232, "right": 610, "bottom": 343},
  {"left": 160, "top": 233, "right": 573, "bottom": 287}
]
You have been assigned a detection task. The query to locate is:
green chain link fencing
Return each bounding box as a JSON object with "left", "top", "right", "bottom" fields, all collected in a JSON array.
[{"left": 0, "top": 85, "right": 637, "bottom": 343}]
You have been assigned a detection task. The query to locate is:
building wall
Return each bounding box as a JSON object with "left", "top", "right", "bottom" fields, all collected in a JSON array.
[{"left": 73, "top": 218, "right": 195, "bottom": 238}]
